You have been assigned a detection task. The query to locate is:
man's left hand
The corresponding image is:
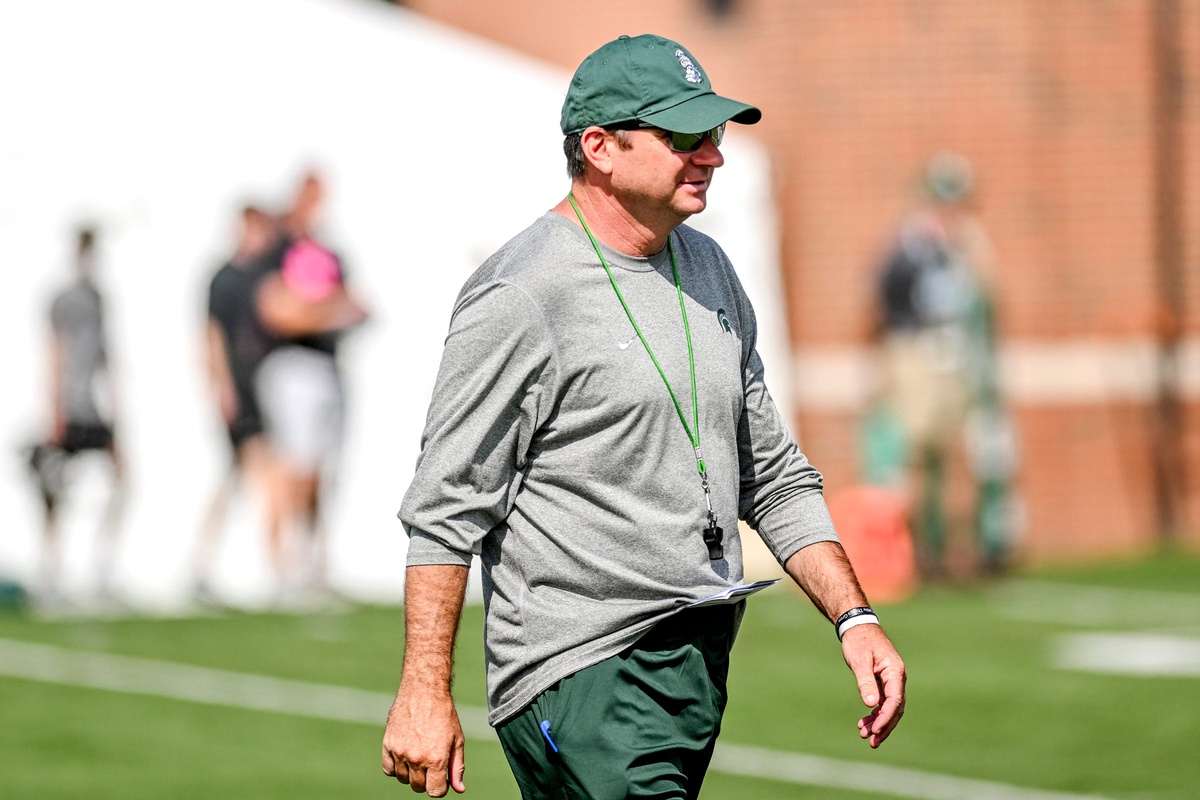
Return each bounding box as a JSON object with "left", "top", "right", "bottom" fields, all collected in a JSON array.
[{"left": 841, "top": 624, "right": 906, "bottom": 748}]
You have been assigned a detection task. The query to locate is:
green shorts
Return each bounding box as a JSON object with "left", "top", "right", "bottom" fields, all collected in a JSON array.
[{"left": 496, "top": 603, "right": 737, "bottom": 800}]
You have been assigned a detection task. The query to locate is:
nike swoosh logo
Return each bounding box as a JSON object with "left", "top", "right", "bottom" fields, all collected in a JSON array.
[{"left": 617, "top": 335, "right": 638, "bottom": 350}]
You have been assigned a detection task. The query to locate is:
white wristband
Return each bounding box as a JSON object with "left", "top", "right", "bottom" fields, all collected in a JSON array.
[{"left": 837, "top": 614, "right": 880, "bottom": 641}]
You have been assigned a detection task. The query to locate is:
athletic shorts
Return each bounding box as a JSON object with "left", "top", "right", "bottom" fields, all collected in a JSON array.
[
  {"left": 496, "top": 604, "right": 737, "bottom": 800},
  {"left": 256, "top": 346, "right": 344, "bottom": 474},
  {"left": 226, "top": 383, "right": 265, "bottom": 453},
  {"left": 226, "top": 413, "right": 263, "bottom": 453},
  {"left": 26, "top": 422, "right": 115, "bottom": 506},
  {"left": 60, "top": 422, "right": 114, "bottom": 454}
]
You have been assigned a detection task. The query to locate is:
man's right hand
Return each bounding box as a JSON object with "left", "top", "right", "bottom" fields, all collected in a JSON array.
[{"left": 381, "top": 687, "right": 467, "bottom": 796}]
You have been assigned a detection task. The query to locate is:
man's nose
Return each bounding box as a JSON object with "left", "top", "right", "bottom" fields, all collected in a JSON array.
[{"left": 692, "top": 134, "right": 725, "bottom": 168}]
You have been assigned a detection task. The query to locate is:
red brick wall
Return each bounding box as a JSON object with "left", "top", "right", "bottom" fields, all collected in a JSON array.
[{"left": 405, "top": 0, "right": 1200, "bottom": 562}]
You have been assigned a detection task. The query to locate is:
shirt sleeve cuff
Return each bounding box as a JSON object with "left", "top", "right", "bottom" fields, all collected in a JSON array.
[
  {"left": 758, "top": 492, "right": 841, "bottom": 565},
  {"left": 405, "top": 528, "right": 475, "bottom": 568}
]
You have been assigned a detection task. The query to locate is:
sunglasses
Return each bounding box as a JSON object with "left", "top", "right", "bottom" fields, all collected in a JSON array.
[
  {"left": 643, "top": 121, "right": 725, "bottom": 152},
  {"left": 606, "top": 121, "right": 726, "bottom": 153}
]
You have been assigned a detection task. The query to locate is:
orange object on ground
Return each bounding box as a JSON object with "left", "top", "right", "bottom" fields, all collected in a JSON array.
[{"left": 825, "top": 485, "right": 919, "bottom": 603}]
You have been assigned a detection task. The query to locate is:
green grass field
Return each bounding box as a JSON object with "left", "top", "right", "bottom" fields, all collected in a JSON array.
[{"left": 2, "top": 552, "right": 1198, "bottom": 799}]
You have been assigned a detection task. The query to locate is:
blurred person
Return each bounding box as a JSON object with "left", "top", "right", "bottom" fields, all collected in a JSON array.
[
  {"left": 873, "top": 152, "right": 1018, "bottom": 576},
  {"left": 382, "top": 34, "right": 906, "bottom": 799},
  {"left": 191, "top": 204, "right": 282, "bottom": 604},
  {"left": 255, "top": 171, "right": 369, "bottom": 602},
  {"left": 25, "top": 225, "right": 127, "bottom": 609}
]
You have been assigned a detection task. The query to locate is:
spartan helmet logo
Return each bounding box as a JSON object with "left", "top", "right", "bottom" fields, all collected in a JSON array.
[
  {"left": 716, "top": 308, "right": 732, "bottom": 333},
  {"left": 675, "top": 49, "right": 703, "bottom": 84}
]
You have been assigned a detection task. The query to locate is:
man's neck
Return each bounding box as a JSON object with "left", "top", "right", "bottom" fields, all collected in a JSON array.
[{"left": 552, "top": 185, "right": 682, "bottom": 257}]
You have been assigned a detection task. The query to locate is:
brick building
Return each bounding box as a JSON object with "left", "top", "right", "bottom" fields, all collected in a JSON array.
[{"left": 401, "top": 0, "right": 1200, "bottom": 564}]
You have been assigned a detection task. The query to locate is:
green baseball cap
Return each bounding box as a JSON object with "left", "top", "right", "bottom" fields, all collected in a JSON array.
[{"left": 560, "top": 34, "right": 761, "bottom": 135}]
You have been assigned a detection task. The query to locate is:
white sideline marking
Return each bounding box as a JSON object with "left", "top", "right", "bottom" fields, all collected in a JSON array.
[
  {"left": 1055, "top": 633, "right": 1200, "bottom": 677},
  {"left": 0, "top": 637, "right": 494, "bottom": 737},
  {"left": 711, "top": 744, "right": 1114, "bottom": 800},
  {"left": 0, "top": 638, "right": 1116, "bottom": 800}
]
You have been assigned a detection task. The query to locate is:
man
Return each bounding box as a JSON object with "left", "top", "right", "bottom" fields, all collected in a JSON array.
[
  {"left": 875, "top": 152, "right": 1016, "bottom": 576},
  {"left": 191, "top": 204, "right": 281, "bottom": 603},
  {"left": 27, "top": 225, "right": 126, "bottom": 608},
  {"left": 382, "top": 34, "right": 906, "bottom": 799}
]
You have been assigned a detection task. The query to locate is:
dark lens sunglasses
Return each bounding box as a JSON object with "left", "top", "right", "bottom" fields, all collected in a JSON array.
[{"left": 638, "top": 121, "right": 726, "bottom": 153}]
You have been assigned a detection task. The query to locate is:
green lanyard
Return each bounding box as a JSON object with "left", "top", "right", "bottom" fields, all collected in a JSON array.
[{"left": 568, "top": 193, "right": 725, "bottom": 559}]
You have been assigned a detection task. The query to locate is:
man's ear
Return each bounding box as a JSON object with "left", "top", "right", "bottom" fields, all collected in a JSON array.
[{"left": 580, "top": 127, "right": 615, "bottom": 176}]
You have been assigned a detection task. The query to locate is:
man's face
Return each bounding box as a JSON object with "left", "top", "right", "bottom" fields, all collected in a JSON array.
[
  {"left": 242, "top": 213, "right": 276, "bottom": 255},
  {"left": 607, "top": 126, "right": 725, "bottom": 223}
]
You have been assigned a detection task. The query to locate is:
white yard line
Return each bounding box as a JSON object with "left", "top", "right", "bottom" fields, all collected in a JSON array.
[
  {"left": 993, "top": 580, "right": 1200, "bottom": 629},
  {"left": 0, "top": 637, "right": 1117, "bottom": 800},
  {"left": 994, "top": 581, "right": 1200, "bottom": 678},
  {"left": 1055, "top": 633, "right": 1200, "bottom": 677}
]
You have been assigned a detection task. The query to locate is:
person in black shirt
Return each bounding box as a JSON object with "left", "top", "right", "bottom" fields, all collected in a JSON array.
[{"left": 191, "top": 205, "right": 282, "bottom": 603}]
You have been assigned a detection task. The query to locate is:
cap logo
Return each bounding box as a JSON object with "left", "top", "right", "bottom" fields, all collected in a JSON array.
[{"left": 674, "top": 49, "right": 703, "bottom": 84}]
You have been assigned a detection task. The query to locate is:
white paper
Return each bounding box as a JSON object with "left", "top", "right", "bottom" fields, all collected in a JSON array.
[{"left": 686, "top": 579, "right": 780, "bottom": 608}]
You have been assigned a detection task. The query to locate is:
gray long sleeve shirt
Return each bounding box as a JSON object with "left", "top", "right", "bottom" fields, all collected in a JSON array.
[{"left": 400, "top": 212, "right": 837, "bottom": 725}]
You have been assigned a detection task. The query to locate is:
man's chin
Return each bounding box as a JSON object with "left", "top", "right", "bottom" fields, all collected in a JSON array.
[{"left": 673, "top": 187, "right": 709, "bottom": 216}]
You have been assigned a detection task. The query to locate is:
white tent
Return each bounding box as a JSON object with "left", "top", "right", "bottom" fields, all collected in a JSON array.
[{"left": 0, "top": 0, "right": 787, "bottom": 609}]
